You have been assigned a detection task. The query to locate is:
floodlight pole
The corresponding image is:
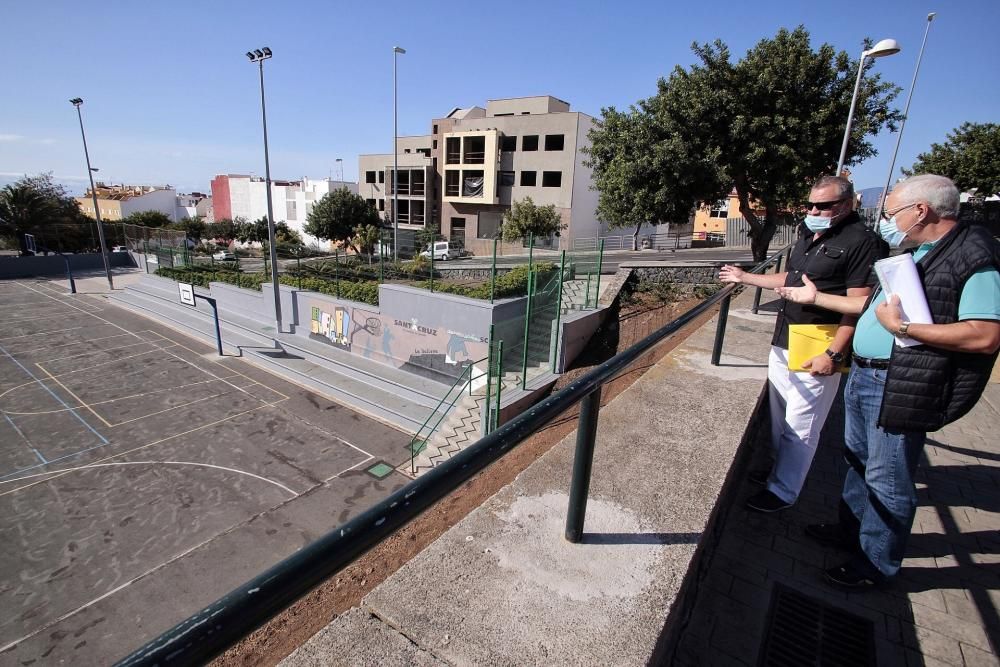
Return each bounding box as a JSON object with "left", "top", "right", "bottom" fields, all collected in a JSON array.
[
  {"left": 878, "top": 13, "right": 936, "bottom": 213},
  {"left": 248, "top": 47, "right": 283, "bottom": 336},
  {"left": 393, "top": 46, "right": 405, "bottom": 262},
  {"left": 70, "top": 98, "right": 113, "bottom": 290},
  {"left": 836, "top": 38, "right": 901, "bottom": 176}
]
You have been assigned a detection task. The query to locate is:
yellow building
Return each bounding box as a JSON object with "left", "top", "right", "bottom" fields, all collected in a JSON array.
[{"left": 75, "top": 183, "right": 177, "bottom": 222}]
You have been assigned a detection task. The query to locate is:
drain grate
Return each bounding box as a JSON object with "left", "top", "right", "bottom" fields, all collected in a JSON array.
[{"left": 758, "top": 584, "right": 875, "bottom": 667}]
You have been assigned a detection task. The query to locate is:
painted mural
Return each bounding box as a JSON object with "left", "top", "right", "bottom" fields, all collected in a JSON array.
[{"left": 305, "top": 299, "right": 488, "bottom": 381}]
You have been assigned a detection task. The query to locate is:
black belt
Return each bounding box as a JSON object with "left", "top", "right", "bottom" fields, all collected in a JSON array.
[{"left": 853, "top": 355, "right": 890, "bottom": 370}]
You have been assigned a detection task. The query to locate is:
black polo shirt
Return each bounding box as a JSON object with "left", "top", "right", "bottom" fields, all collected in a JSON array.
[{"left": 771, "top": 212, "right": 886, "bottom": 348}]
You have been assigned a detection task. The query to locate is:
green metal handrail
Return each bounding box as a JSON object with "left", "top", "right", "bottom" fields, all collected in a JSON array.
[{"left": 409, "top": 355, "right": 490, "bottom": 474}]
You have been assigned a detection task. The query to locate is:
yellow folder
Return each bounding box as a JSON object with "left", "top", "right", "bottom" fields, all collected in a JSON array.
[{"left": 787, "top": 324, "right": 847, "bottom": 373}]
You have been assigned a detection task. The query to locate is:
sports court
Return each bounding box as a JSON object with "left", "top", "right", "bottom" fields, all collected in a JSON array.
[{"left": 0, "top": 278, "right": 411, "bottom": 665}]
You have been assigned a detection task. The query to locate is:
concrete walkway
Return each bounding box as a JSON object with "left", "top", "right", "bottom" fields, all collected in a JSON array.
[{"left": 280, "top": 285, "right": 1000, "bottom": 666}]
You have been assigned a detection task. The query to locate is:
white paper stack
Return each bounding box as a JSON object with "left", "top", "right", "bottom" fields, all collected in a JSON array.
[{"left": 873, "top": 254, "right": 932, "bottom": 347}]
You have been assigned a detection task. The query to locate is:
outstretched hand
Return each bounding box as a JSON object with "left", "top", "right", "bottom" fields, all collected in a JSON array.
[
  {"left": 776, "top": 274, "right": 818, "bottom": 304},
  {"left": 719, "top": 264, "right": 744, "bottom": 284}
]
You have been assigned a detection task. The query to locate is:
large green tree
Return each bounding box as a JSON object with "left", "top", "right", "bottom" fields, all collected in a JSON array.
[
  {"left": 500, "top": 196, "right": 566, "bottom": 243},
  {"left": 589, "top": 27, "right": 901, "bottom": 261},
  {"left": 168, "top": 216, "right": 207, "bottom": 242},
  {"left": 207, "top": 217, "right": 242, "bottom": 246},
  {"left": 0, "top": 173, "right": 89, "bottom": 253},
  {"left": 903, "top": 122, "right": 1000, "bottom": 195},
  {"left": 305, "top": 188, "right": 379, "bottom": 251},
  {"left": 121, "top": 210, "right": 173, "bottom": 228}
]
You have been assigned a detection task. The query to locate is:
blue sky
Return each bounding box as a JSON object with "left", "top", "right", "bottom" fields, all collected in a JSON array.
[{"left": 1, "top": 0, "right": 997, "bottom": 196}]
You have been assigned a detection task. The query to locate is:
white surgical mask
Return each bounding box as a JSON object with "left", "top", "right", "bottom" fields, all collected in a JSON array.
[
  {"left": 878, "top": 215, "right": 921, "bottom": 249},
  {"left": 804, "top": 214, "right": 831, "bottom": 233}
]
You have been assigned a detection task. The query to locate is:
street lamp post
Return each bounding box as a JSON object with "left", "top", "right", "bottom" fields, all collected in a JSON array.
[
  {"left": 335, "top": 158, "right": 343, "bottom": 183},
  {"left": 393, "top": 46, "right": 406, "bottom": 262},
  {"left": 878, "top": 13, "right": 937, "bottom": 214},
  {"left": 246, "top": 46, "right": 283, "bottom": 337},
  {"left": 836, "top": 38, "right": 901, "bottom": 176},
  {"left": 69, "top": 98, "right": 114, "bottom": 290}
]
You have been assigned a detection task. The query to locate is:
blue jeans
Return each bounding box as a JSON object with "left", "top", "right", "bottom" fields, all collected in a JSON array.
[{"left": 841, "top": 364, "right": 926, "bottom": 579}]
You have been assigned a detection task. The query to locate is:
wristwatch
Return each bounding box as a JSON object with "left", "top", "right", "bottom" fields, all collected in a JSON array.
[
  {"left": 897, "top": 321, "right": 911, "bottom": 336},
  {"left": 825, "top": 349, "right": 845, "bottom": 364}
]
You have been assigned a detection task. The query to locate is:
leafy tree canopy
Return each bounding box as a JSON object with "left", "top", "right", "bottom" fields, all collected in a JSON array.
[
  {"left": 903, "top": 122, "right": 1000, "bottom": 195},
  {"left": 207, "top": 218, "right": 243, "bottom": 245},
  {"left": 121, "top": 210, "right": 173, "bottom": 228},
  {"left": 168, "top": 216, "right": 207, "bottom": 241},
  {"left": 500, "top": 197, "right": 565, "bottom": 242},
  {"left": 587, "top": 26, "right": 901, "bottom": 260},
  {"left": 0, "top": 173, "right": 89, "bottom": 253},
  {"left": 305, "top": 188, "right": 379, "bottom": 250}
]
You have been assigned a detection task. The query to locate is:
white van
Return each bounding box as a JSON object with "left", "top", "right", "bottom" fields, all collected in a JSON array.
[{"left": 419, "top": 241, "right": 458, "bottom": 261}]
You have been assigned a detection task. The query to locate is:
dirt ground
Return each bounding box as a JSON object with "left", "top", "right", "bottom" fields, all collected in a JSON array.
[{"left": 215, "top": 291, "right": 719, "bottom": 667}]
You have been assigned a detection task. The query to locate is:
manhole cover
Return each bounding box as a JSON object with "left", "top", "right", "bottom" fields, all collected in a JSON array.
[
  {"left": 366, "top": 462, "right": 395, "bottom": 479},
  {"left": 758, "top": 584, "right": 875, "bottom": 667}
]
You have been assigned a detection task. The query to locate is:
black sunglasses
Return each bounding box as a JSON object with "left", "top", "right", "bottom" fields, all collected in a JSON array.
[{"left": 806, "top": 198, "right": 846, "bottom": 211}]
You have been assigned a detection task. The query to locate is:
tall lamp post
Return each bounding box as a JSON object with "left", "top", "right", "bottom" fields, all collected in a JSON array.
[
  {"left": 246, "top": 47, "right": 283, "bottom": 336},
  {"left": 335, "top": 157, "right": 344, "bottom": 183},
  {"left": 393, "top": 45, "right": 406, "bottom": 262},
  {"left": 70, "top": 98, "right": 114, "bottom": 290},
  {"left": 879, "top": 13, "right": 937, "bottom": 214},
  {"left": 836, "top": 38, "right": 901, "bottom": 176}
]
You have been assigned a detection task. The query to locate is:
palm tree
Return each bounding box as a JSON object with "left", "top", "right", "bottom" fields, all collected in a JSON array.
[{"left": 0, "top": 184, "right": 56, "bottom": 254}]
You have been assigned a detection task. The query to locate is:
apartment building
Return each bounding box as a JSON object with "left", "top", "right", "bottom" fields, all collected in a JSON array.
[
  {"left": 76, "top": 184, "right": 178, "bottom": 222},
  {"left": 358, "top": 96, "right": 603, "bottom": 256},
  {"left": 211, "top": 175, "right": 358, "bottom": 249}
]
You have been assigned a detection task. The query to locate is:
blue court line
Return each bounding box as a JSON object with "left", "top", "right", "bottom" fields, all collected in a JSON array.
[
  {"left": 0, "top": 342, "right": 109, "bottom": 445},
  {"left": 0, "top": 440, "right": 114, "bottom": 482},
  {"left": 3, "top": 413, "right": 48, "bottom": 464}
]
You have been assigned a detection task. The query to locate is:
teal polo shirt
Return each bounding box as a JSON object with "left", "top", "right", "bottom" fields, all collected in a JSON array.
[{"left": 854, "top": 242, "right": 1000, "bottom": 360}]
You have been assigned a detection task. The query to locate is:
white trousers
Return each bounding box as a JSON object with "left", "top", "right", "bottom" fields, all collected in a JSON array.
[{"left": 766, "top": 345, "right": 841, "bottom": 504}]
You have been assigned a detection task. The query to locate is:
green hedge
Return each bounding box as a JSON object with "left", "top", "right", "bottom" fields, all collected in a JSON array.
[{"left": 155, "top": 261, "right": 553, "bottom": 305}]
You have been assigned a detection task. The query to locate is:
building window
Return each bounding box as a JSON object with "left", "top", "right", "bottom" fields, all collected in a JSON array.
[
  {"left": 411, "top": 170, "right": 425, "bottom": 196},
  {"left": 708, "top": 199, "right": 728, "bottom": 218},
  {"left": 418, "top": 148, "right": 431, "bottom": 157},
  {"left": 544, "top": 134, "right": 565, "bottom": 151},
  {"left": 450, "top": 217, "right": 466, "bottom": 236},
  {"left": 522, "top": 135, "right": 539, "bottom": 151},
  {"left": 365, "top": 171, "right": 376, "bottom": 184},
  {"left": 396, "top": 199, "right": 410, "bottom": 223},
  {"left": 477, "top": 212, "right": 502, "bottom": 239},
  {"left": 463, "top": 136, "right": 485, "bottom": 164},
  {"left": 378, "top": 171, "right": 385, "bottom": 184},
  {"left": 446, "top": 137, "right": 461, "bottom": 164},
  {"left": 378, "top": 199, "right": 385, "bottom": 211},
  {"left": 366, "top": 198, "right": 376, "bottom": 209},
  {"left": 445, "top": 171, "right": 460, "bottom": 197},
  {"left": 499, "top": 171, "right": 515, "bottom": 187},
  {"left": 520, "top": 171, "right": 537, "bottom": 186},
  {"left": 433, "top": 139, "right": 438, "bottom": 149},
  {"left": 462, "top": 170, "right": 485, "bottom": 197},
  {"left": 542, "top": 171, "right": 562, "bottom": 187},
  {"left": 500, "top": 135, "right": 517, "bottom": 152},
  {"left": 433, "top": 124, "right": 438, "bottom": 134}
]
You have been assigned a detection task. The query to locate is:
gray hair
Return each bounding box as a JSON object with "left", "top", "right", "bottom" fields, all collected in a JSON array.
[
  {"left": 811, "top": 175, "right": 854, "bottom": 200},
  {"left": 892, "top": 174, "right": 960, "bottom": 219}
]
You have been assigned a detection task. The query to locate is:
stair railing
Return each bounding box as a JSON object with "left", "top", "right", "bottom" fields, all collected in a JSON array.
[{"left": 409, "top": 355, "right": 490, "bottom": 474}]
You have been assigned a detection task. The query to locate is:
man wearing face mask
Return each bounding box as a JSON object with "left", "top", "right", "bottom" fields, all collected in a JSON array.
[
  {"left": 720, "top": 175, "right": 886, "bottom": 513},
  {"left": 776, "top": 174, "right": 1000, "bottom": 588}
]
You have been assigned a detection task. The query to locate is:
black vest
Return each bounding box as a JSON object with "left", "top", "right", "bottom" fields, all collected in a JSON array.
[{"left": 878, "top": 223, "right": 1000, "bottom": 431}]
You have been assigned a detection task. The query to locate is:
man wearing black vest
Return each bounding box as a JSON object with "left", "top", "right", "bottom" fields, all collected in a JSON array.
[
  {"left": 720, "top": 176, "right": 884, "bottom": 513},
  {"left": 777, "top": 174, "right": 1000, "bottom": 588}
]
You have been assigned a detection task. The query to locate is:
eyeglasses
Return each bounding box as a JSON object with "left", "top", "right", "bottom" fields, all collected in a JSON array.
[
  {"left": 880, "top": 202, "right": 918, "bottom": 221},
  {"left": 806, "top": 198, "right": 846, "bottom": 211}
]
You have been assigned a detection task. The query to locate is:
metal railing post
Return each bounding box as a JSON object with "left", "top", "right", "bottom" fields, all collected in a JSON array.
[
  {"left": 565, "top": 386, "right": 603, "bottom": 543},
  {"left": 594, "top": 239, "right": 605, "bottom": 308},
  {"left": 430, "top": 245, "right": 434, "bottom": 292},
  {"left": 143, "top": 240, "right": 149, "bottom": 274},
  {"left": 710, "top": 292, "right": 733, "bottom": 366},
  {"left": 484, "top": 325, "right": 494, "bottom": 433},
  {"left": 584, "top": 272, "right": 592, "bottom": 309},
  {"left": 552, "top": 250, "right": 567, "bottom": 369},
  {"left": 490, "top": 238, "right": 497, "bottom": 303},
  {"left": 494, "top": 340, "right": 504, "bottom": 431},
  {"left": 521, "top": 268, "right": 534, "bottom": 390},
  {"left": 527, "top": 232, "right": 534, "bottom": 274},
  {"left": 751, "top": 286, "right": 763, "bottom": 314},
  {"left": 774, "top": 252, "right": 784, "bottom": 274},
  {"left": 335, "top": 250, "right": 340, "bottom": 298}
]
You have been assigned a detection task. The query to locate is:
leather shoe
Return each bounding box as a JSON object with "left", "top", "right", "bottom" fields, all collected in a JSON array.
[
  {"left": 824, "top": 560, "right": 882, "bottom": 590},
  {"left": 746, "top": 490, "right": 792, "bottom": 513},
  {"left": 805, "top": 523, "right": 855, "bottom": 549}
]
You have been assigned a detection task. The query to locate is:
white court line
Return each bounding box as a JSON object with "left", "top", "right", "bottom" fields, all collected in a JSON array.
[
  {"left": 33, "top": 364, "right": 114, "bottom": 428},
  {"left": 324, "top": 455, "right": 375, "bottom": 482},
  {"left": 0, "top": 325, "right": 87, "bottom": 341},
  {"left": 0, "top": 401, "right": 281, "bottom": 492},
  {"left": 3, "top": 413, "right": 47, "bottom": 464},
  {"left": 39, "top": 339, "right": 164, "bottom": 364},
  {"left": 2, "top": 376, "right": 243, "bottom": 415},
  {"left": 0, "top": 461, "right": 297, "bottom": 496},
  {"left": 108, "top": 392, "right": 231, "bottom": 427},
  {"left": 3, "top": 332, "right": 132, "bottom": 356}
]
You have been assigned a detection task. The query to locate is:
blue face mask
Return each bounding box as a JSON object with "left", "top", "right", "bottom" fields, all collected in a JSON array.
[
  {"left": 804, "top": 214, "right": 831, "bottom": 232},
  {"left": 878, "top": 216, "right": 920, "bottom": 248}
]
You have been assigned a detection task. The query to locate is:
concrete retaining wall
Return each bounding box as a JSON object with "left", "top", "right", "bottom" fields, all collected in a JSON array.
[{"left": 0, "top": 252, "right": 134, "bottom": 278}]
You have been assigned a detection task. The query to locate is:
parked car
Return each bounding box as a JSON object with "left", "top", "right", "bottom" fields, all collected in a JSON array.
[
  {"left": 111, "top": 245, "right": 128, "bottom": 253},
  {"left": 419, "top": 241, "right": 460, "bottom": 261},
  {"left": 213, "top": 250, "right": 236, "bottom": 261}
]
